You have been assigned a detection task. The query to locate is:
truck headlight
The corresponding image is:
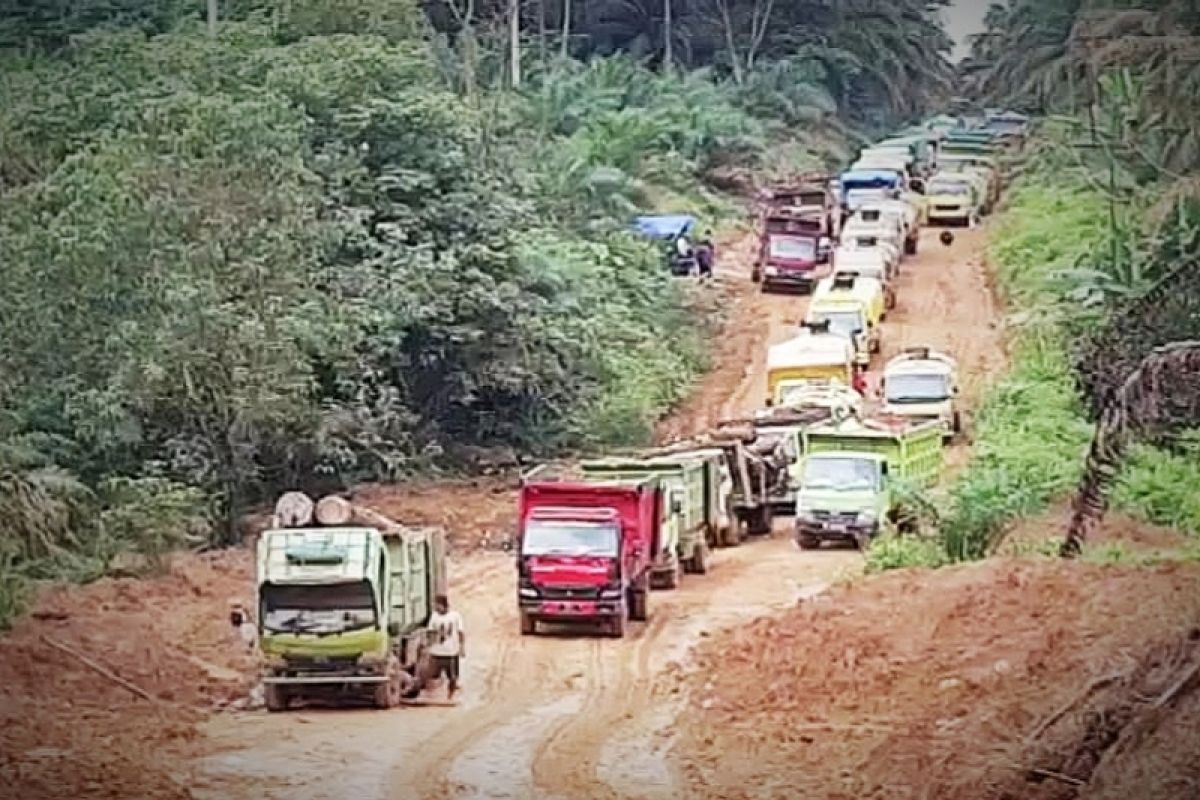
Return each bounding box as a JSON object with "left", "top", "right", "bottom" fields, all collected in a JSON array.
[
  {"left": 764, "top": 266, "right": 779, "bottom": 276},
  {"left": 856, "top": 512, "right": 878, "bottom": 526},
  {"left": 600, "top": 589, "right": 623, "bottom": 599},
  {"left": 519, "top": 587, "right": 538, "bottom": 598},
  {"left": 796, "top": 509, "right": 817, "bottom": 523}
]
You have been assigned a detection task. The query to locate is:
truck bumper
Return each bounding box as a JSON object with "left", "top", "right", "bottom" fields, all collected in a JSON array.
[
  {"left": 795, "top": 520, "right": 879, "bottom": 546},
  {"left": 519, "top": 597, "right": 624, "bottom": 620},
  {"left": 761, "top": 273, "right": 815, "bottom": 293}
]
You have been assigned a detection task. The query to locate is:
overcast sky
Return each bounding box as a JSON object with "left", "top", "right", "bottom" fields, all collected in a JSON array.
[{"left": 942, "top": 0, "right": 990, "bottom": 61}]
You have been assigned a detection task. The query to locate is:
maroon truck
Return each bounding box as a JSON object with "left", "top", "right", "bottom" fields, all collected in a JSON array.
[
  {"left": 754, "top": 214, "right": 830, "bottom": 293},
  {"left": 516, "top": 468, "right": 662, "bottom": 638}
]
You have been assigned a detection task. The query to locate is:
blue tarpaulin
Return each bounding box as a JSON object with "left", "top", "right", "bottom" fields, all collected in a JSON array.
[
  {"left": 633, "top": 214, "right": 696, "bottom": 240},
  {"left": 838, "top": 169, "right": 902, "bottom": 189}
]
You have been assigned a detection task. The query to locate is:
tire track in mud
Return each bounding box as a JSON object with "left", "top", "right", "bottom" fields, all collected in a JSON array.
[{"left": 528, "top": 611, "right": 675, "bottom": 799}]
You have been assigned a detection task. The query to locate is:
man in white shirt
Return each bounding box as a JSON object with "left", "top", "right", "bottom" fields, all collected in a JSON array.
[{"left": 427, "top": 594, "right": 465, "bottom": 700}]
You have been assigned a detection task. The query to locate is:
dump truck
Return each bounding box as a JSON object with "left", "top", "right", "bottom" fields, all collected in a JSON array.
[
  {"left": 718, "top": 406, "right": 837, "bottom": 516},
  {"left": 517, "top": 466, "right": 663, "bottom": 637},
  {"left": 794, "top": 414, "right": 943, "bottom": 550},
  {"left": 581, "top": 452, "right": 724, "bottom": 579},
  {"left": 765, "top": 324, "right": 856, "bottom": 405},
  {"left": 881, "top": 347, "right": 961, "bottom": 440},
  {"left": 256, "top": 494, "right": 447, "bottom": 712},
  {"left": 806, "top": 279, "right": 882, "bottom": 367}
]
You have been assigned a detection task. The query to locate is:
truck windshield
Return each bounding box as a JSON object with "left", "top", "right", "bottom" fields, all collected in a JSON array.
[
  {"left": 802, "top": 457, "right": 879, "bottom": 491},
  {"left": 809, "top": 310, "right": 864, "bottom": 339},
  {"left": 845, "top": 188, "right": 888, "bottom": 207},
  {"left": 887, "top": 373, "right": 951, "bottom": 403},
  {"left": 261, "top": 581, "right": 377, "bottom": 636},
  {"left": 522, "top": 521, "right": 619, "bottom": 557},
  {"left": 768, "top": 236, "right": 816, "bottom": 261}
]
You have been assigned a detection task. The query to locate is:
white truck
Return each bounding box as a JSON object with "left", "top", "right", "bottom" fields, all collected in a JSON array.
[{"left": 880, "top": 347, "right": 961, "bottom": 440}]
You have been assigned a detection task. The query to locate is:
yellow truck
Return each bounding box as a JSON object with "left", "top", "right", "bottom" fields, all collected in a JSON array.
[
  {"left": 925, "top": 172, "right": 985, "bottom": 227},
  {"left": 808, "top": 273, "right": 885, "bottom": 365},
  {"left": 765, "top": 327, "right": 856, "bottom": 406}
]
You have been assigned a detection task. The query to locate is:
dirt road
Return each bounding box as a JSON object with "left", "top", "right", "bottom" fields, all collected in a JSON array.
[{"left": 192, "top": 223, "right": 1004, "bottom": 800}]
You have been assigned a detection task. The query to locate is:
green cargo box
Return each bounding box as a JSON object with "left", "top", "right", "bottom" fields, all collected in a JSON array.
[
  {"left": 581, "top": 454, "right": 721, "bottom": 577},
  {"left": 802, "top": 416, "right": 943, "bottom": 489}
]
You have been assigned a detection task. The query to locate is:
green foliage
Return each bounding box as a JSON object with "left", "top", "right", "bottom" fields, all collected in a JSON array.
[
  {"left": 937, "top": 180, "right": 1100, "bottom": 561},
  {"left": 1113, "top": 440, "right": 1200, "bottom": 535},
  {"left": 864, "top": 534, "right": 948, "bottom": 573}
]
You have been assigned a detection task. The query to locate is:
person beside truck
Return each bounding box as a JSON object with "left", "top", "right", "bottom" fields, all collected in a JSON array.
[{"left": 427, "top": 594, "right": 465, "bottom": 701}]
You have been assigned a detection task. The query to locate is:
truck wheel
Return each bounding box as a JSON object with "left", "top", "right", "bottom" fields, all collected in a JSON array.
[
  {"left": 721, "top": 522, "right": 741, "bottom": 547},
  {"left": 748, "top": 505, "right": 772, "bottom": 536},
  {"left": 373, "top": 658, "right": 403, "bottom": 709},
  {"left": 519, "top": 611, "right": 536, "bottom": 636},
  {"left": 264, "top": 684, "right": 289, "bottom": 713},
  {"left": 628, "top": 587, "right": 649, "bottom": 622},
  {"left": 689, "top": 542, "right": 709, "bottom": 575},
  {"left": 607, "top": 612, "right": 626, "bottom": 638},
  {"left": 905, "top": 236, "right": 918, "bottom": 256},
  {"left": 662, "top": 559, "right": 681, "bottom": 589},
  {"left": 797, "top": 534, "right": 820, "bottom": 551}
]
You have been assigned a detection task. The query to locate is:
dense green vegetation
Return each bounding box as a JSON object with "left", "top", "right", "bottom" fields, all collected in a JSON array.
[{"left": 0, "top": 0, "right": 956, "bottom": 623}]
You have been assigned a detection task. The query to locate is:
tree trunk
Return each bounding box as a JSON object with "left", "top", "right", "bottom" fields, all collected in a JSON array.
[
  {"left": 663, "top": 0, "right": 673, "bottom": 70},
  {"left": 560, "top": 0, "right": 571, "bottom": 59},
  {"left": 509, "top": 0, "right": 522, "bottom": 88},
  {"left": 717, "top": 0, "right": 743, "bottom": 85},
  {"left": 207, "top": 0, "right": 218, "bottom": 37}
]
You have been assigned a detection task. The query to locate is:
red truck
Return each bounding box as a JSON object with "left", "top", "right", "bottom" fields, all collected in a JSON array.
[
  {"left": 516, "top": 467, "right": 662, "bottom": 638},
  {"left": 754, "top": 213, "right": 830, "bottom": 293}
]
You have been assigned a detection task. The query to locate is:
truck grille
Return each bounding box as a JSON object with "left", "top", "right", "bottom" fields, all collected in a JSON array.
[
  {"left": 540, "top": 586, "right": 603, "bottom": 600},
  {"left": 934, "top": 205, "right": 962, "bottom": 212}
]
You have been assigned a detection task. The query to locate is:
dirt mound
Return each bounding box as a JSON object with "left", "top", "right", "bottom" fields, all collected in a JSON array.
[
  {"left": 353, "top": 477, "right": 516, "bottom": 551},
  {"left": 0, "top": 551, "right": 255, "bottom": 799},
  {"left": 1000, "top": 505, "right": 1189, "bottom": 555},
  {"left": 675, "top": 558, "right": 1200, "bottom": 799}
]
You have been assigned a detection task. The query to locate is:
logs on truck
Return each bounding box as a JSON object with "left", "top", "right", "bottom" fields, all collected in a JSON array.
[{"left": 256, "top": 493, "right": 447, "bottom": 712}]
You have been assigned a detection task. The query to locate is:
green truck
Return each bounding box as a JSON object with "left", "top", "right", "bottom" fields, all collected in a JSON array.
[
  {"left": 794, "top": 414, "right": 943, "bottom": 550},
  {"left": 256, "top": 515, "right": 446, "bottom": 712},
  {"left": 581, "top": 451, "right": 726, "bottom": 586}
]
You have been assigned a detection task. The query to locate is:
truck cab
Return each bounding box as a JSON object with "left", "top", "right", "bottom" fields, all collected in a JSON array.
[
  {"left": 806, "top": 288, "right": 880, "bottom": 367},
  {"left": 881, "top": 347, "right": 961, "bottom": 440},
  {"left": 795, "top": 451, "right": 890, "bottom": 550},
  {"left": 756, "top": 213, "right": 830, "bottom": 292},
  {"left": 926, "top": 172, "right": 984, "bottom": 226},
  {"left": 517, "top": 470, "right": 660, "bottom": 637}
]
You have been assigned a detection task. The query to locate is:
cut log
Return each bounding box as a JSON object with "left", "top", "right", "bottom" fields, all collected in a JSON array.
[
  {"left": 314, "top": 495, "right": 354, "bottom": 526},
  {"left": 273, "top": 491, "right": 314, "bottom": 528}
]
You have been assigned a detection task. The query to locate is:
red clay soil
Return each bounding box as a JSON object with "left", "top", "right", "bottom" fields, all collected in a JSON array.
[
  {"left": 353, "top": 477, "right": 517, "bottom": 552},
  {"left": 675, "top": 558, "right": 1200, "bottom": 800},
  {"left": 0, "top": 551, "right": 256, "bottom": 800}
]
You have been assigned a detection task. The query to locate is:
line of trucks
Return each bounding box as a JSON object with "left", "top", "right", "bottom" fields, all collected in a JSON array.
[{"left": 248, "top": 112, "right": 1024, "bottom": 708}]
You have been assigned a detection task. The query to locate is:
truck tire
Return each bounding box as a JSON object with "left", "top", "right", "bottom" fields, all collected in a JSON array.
[
  {"left": 797, "top": 534, "right": 820, "bottom": 551},
  {"left": 905, "top": 235, "right": 918, "bottom": 256},
  {"left": 264, "top": 683, "right": 289, "bottom": 713},
  {"left": 721, "top": 522, "right": 741, "bottom": 547},
  {"left": 519, "top": 611, "right": 536, "bottom": 636},
  {"left": 748, "top": 505, "right": 772, "bottom": 536},
  {"left": 628, "top": 586, "right": 649, "bottom": 622},
  {"left": 373, "top": 658, "right": 403, "bottom": 709},
  {"left": 689, "top": 541, "right": 709, "bottom": 575},
  {"left": 607, "top": 612, "right": 626, "bottom": 638},
  {"left": 662, "top": 559, "right": 681, "bottom": 589}
]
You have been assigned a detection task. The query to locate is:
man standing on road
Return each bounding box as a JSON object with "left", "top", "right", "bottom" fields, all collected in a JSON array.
[
  {"left": 427, "top": 594, "right": 465, "bottom": 701},
  {"left": 696, "top": 230, "right": 715, "bottom": 281}
]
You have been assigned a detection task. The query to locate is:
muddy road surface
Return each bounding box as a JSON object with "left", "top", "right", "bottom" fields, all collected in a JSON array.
[{"left": 195, "top": 224, "right": 1004, "bottom": 800}]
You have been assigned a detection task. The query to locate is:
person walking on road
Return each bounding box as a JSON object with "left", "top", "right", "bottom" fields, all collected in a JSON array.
[
  {"left": 427, "top": 594, "right": 465, "bottom": 701},
  {"left": 696, "top": 230, "right": 715, "bottom": 281}
]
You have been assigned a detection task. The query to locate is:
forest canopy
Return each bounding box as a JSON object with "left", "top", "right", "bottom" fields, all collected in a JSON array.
[{"left": 0, "top": 0, "right": 954, "bottom": 601}]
